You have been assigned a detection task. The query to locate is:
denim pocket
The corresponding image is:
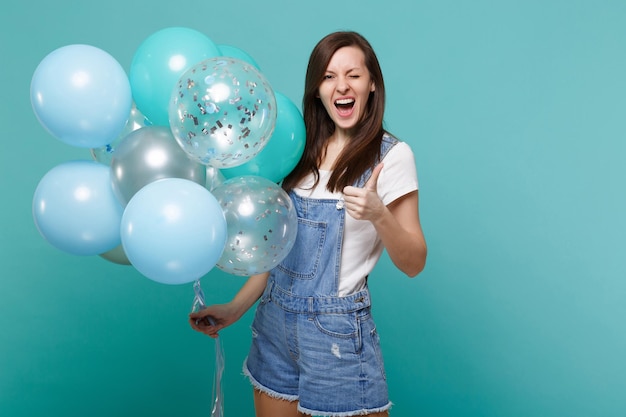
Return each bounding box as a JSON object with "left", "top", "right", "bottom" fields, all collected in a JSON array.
[
  {"left": 312, "top": 312, "right": 361, "bottom": 357},
  {"left": 277, "top": 217, "right": 326, "bottom": 279},
  {"left": 313, "top": 312, "right": 358, "bottom": 338}
]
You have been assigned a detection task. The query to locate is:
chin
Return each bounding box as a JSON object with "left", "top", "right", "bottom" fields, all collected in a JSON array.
[{"left": 333, "top": 117, "right": 358, "bottom": 131}]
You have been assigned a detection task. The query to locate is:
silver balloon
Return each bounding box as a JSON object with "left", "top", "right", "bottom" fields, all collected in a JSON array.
[
  {"left": 110, "top": 126, "right": 207, "bottom": 205},
  {"left": 91, "top": 102, "right": 152, "bottom": 165},
  {"left": 212, "top": 176, "right": 297, "bottom": 276},
  {"left": 206, "top": 166, "right": 225, "bottom": 191},
  {"left": 99, "top": 244, "right": 131, "bottom": 265}
]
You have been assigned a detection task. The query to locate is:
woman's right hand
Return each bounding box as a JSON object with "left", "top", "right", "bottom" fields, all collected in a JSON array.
[
  {"left": 188, "top": 272, "right": 270, "bottom": 339},
  {"left": 189, "top": 303, "right": 239, "bottom": 338}
]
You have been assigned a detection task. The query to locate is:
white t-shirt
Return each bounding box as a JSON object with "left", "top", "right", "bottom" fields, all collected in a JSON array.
[{"left": 294, "top": 141, "right": 418, "bottom": 296}]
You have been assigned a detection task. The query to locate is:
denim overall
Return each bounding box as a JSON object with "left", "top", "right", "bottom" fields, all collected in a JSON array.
[{"left": 244, "top": 134, "right": 398, "bottom": 416}]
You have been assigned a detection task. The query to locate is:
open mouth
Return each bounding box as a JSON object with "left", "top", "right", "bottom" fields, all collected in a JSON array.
[{"left": 334, "top": 98, "right": 355, "bottom": 115}]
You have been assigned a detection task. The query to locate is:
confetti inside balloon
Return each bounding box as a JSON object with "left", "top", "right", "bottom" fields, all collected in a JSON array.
[
  {"left": 169, "top": 57, "right": 277, "bottom": 169},
  {"left": 220, "top": 91, "right": 305, "bottom": 183},
  {"left": 129, "top": 27, "right": 221, "bottom": 126},
  {"left": 211, "top": 176, "right": 297, "bottom": 276}
]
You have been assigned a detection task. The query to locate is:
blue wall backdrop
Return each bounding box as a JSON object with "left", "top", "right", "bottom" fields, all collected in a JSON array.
[{"left": 2, "top": 1, "right": 625, "bottom": 416}]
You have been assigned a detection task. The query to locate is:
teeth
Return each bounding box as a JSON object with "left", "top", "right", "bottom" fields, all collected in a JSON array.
[{"left": 335, "top": 98, "right": 354, "bottom": 105}]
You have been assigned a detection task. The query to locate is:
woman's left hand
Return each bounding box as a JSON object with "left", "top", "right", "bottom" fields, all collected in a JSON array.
[{"left": 342, "top": 163, "right": 385, "bottom": 221}]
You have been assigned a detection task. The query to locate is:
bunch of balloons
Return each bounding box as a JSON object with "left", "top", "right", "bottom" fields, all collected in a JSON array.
[{"left": 30, "top": 27, "right": 304, "bottom": 285}]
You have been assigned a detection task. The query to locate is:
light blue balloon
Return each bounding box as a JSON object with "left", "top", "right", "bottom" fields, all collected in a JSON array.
[
  {"left": 120, "top": 178, "right": 227, "bottom": 285},
  {"left": 217, "top": 44, "right": 260, "bottom": 69},
  {"left": 32, "top": 161, "right": 124, "bottom": 255},
  {"left": 90, "top": 102, "right": 152, "bottom": 166},
  {"left": 30, "top": 44, "right": 132, "bottom": 148},
  {"left": 129, "top": 27, "right": 220, "bottom": 126},
  {"left": 221, "top": 92, "right": 305, "bottom": 182}
]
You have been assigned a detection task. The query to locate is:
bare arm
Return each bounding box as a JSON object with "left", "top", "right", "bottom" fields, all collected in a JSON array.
[
  {"left": 189, "top": 272, "right": 269, "bottom": 338},
  {"left": 372, "top": 189, "right": 426, "bottom": 276},
  {"left": 342, "top": 163, "right": 427, "bottom": 277}
]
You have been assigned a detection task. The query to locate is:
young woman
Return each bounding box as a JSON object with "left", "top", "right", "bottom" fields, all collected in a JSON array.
[{"left": 190, "top": 31, "right": 427, "bottom": 417}]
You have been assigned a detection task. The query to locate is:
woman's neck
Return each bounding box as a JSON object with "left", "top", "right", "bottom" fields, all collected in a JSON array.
[{"left": 319, "top": 132, "right": 350, "bottom": 170}]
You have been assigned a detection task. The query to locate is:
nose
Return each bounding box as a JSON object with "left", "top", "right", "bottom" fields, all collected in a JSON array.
[{"left": 336, "top": 76, "right": 350, "bottom": 93}]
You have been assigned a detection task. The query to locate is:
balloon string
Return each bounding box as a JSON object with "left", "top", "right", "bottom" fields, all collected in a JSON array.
[
  {"left": 192, "top": 280, "right": 224, "bottom": 417},
  {"left": 211, "top": 320, "right": 225, "bottom": 417},
  {"left": 191, "top": 279, "right": 207, "bottom": 313}
]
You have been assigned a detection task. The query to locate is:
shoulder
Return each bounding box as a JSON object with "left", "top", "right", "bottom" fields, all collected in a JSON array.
[
  {"left": 378, "top": 135, "right": 419, "bottom": 205},
  {"left": 382, "top": 132, "right": 399, "bottom": 145},
  {"left": 380, "top": 132, "right": 400, "bottom": 153},
  {"left": 381, "top": 133, "right": 415, "bottom": 165}
]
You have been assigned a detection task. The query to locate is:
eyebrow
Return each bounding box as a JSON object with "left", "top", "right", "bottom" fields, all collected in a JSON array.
[{"left": 325, "top": 67, "right": 363, "bottom": 74}]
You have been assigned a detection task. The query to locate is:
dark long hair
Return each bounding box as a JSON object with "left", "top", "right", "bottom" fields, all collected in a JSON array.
[{"left": 282, "top": 31, "right": 386, "bottom": 192}]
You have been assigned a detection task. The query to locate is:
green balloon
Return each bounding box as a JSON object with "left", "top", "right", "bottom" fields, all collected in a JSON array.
[
  {"left": 129, "top": 27, "right": 220, "bottom": 126},
  {"left": 220, "top": 92, "right": 305, "bottom": 183},
  {"left": 217, "top": 44, "right": 260, "bottom": 69}
]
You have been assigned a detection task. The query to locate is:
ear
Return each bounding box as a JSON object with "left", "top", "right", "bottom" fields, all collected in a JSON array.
[{"left": 370, "top": 82, "right": 375, "bottom": 92}]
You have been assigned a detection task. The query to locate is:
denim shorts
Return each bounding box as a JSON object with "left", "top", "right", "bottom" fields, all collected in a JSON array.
[{"left": 243, "top": 283, "right": 391, "bottom": 416}]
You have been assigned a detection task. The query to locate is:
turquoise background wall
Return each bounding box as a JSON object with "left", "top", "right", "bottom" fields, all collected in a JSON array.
[{"left": 2, "top": 0, "right": 625, "bottom": 416}]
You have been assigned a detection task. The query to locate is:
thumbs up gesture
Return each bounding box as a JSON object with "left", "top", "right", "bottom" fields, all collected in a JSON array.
[{"left": 342, "top": 163, "right": 385, "bottom": 221}]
